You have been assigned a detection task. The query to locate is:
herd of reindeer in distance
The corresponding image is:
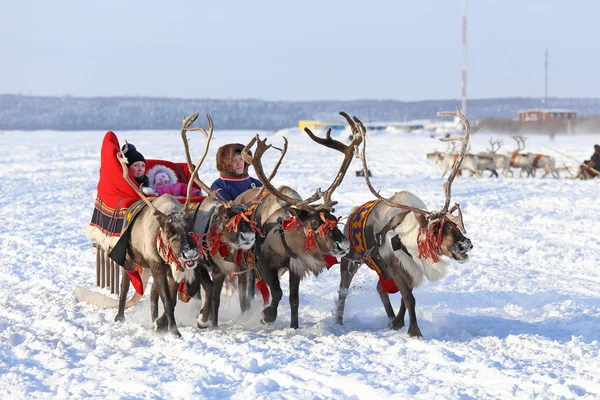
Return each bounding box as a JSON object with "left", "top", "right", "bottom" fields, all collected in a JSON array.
[{"left": 83, "top": 106, "right": 496, "bottom": 339}]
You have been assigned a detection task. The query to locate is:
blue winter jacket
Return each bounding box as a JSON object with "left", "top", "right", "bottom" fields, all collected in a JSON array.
[{"left": 210, "top": 175, "right": 263, "bottom": 201}]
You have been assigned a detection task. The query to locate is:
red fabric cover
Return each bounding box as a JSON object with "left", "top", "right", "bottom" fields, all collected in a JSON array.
[
  {"left": 379, "top": 275, "right": 399, "bottom": 294},
  {"left": 256, "top": 279, "right": 270, "bottom": 306},
  {"left": 218, "top": 244, "right": 229, "bottom": 257},
  {"left": 177, "top": 281, "right": 192, "bottom": 303},
  {"left": 94, "top": 131, "right": 205, "bottom": 216},
  {"left": 324, "top": 255, "right": 338, "bottom": 270},
  {"left": 126, "top": 270, "right": 144, "bottom": 295}
]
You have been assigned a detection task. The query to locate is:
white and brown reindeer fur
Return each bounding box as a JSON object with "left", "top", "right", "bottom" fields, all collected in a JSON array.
[
  {"left": 338, "top": 106, "right": 473, "bottom": 338},
  {"left": 336, "top": 192, "right": 472, "bottom": 337}
]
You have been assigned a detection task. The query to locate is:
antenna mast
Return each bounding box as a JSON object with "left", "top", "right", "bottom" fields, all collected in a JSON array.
[
  {"left": 461, "top": 0, "right": 467, "bottom": 116},
  {"left": 544, "top": 49, "right": 549, "bottom": 107}
]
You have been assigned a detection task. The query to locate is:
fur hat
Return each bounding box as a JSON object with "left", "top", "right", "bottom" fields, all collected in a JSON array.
[
  {"left": 146, "top": 164, "right": 178, "bottom": 189},
  {"left": 121, "top": 143, "right": 145, "bottom": 166},
  {"left": 216, "top": 143, "right": 251, "bottom": 178}
]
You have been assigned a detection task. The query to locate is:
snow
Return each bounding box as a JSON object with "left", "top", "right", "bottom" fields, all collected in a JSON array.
[{"left": 1, "top": 127, "right": 599, "bottom": 399}]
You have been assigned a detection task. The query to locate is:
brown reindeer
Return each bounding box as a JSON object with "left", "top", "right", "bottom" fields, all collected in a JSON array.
[
  {"left": 236, "top": 111, "right": 362, "bottom": 329},
  {"left": 180, "top": 121, "right": 288, "bottom": 328},
  {"left": 337, "top": 106, "right": 473, "bottom": 338}
]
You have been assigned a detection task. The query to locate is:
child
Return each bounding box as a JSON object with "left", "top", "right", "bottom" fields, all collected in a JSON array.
[
  {"left": 210, "top": 143, "right": 262, "bottom": 201},
  {"left": 147, "top": 164, "right": 202, "bottom": 197},
  {"left": 122, "top": 143, "right": 155, "bottom": 196}
]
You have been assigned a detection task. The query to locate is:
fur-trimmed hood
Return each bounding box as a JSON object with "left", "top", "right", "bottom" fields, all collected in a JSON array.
[
  {"left": 146, "top": 164, "right": 178, "bottom": 189},
  {"left": 216, "top": 143, "right": 251, "bottom": 178}
]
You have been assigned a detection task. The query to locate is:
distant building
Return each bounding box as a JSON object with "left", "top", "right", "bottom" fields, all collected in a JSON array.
[{"left": 517, "top": 109, "right": 577, "bottom": 123}]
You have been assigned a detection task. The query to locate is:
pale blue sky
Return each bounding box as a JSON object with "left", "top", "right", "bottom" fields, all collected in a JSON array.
[{"left": 1, "top": 0, "right": 598, "bottom": 101}]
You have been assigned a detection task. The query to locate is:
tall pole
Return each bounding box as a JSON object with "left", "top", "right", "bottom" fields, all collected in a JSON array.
[
  {"left": 461, "top": 0, "right": 467, "bottom": 116},
  {"left": 544, "top": 49, "right": 549, "bottom": 108}
]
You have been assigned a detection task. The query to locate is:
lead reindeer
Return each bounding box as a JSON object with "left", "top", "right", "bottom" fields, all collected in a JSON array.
[
  {"left": 237, "top": 111, "right": 362, "bottom": 329},
  {"left": 337, "top": 106, "right": 473, "bottom": 338}
]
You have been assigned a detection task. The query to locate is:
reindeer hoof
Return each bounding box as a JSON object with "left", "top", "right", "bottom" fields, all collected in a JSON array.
[
  {"left": 407, "top": 326, "right": 423, "bottom": 338},
  {"left": 170, "top": 329, "right": 182, "bottom": 338},
  {"left": 260, "top": 310, "right": 276, "bottom": 325},
  {"left": 197, "top": 321, "right": 211, "bottom": 329},
  {"left": 153, "top": 316, "right": 168, "bottom": 332},
  {"left": 389, "top": 319, "right": 405, "bottom": 330},
  {"left": 196, "top": 313, "right": 212, "bottom": 329},
  {"left": 114, "top": 313, "right": 125, "bottom": 323}
]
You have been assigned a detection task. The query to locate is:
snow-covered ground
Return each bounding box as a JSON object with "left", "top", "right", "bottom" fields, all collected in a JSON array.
[{"left": 1, "top": 126, "right": 599, "bottom": 399}]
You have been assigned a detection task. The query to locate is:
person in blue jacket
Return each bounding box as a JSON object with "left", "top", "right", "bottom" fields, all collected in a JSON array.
[{"left": 210, "top": 143, "right": 262, "bottom": 201}]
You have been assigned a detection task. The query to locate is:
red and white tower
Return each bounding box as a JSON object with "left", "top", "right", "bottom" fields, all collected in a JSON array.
[{"left": 461, "top": 0, "right": 467, "bottom": 116}]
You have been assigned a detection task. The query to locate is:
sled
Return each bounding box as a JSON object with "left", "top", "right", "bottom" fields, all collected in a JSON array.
[{"left": 82, "top": 131, "right": 205, "bottom": 295}]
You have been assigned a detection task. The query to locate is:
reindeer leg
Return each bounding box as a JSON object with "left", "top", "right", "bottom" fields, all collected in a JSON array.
[
  {"left": 288, "top": 271, "right": 301, "bottom": 329},
  {"left": 260, "top": 263, "right": 282, "bottom": 325},
  {"left": 391, "top": 277, "right": 421, "bottom": 338},
  {"left": 335, "top": 257, "right": 361, "bottom": 324},
  {"left": 210, "top": 270, "right": 226, "bottom": 327},
  {"left": 152, "top": 269, "right": 181, "bottom": 337},
  {"left": 237, "top": 265, "right": 250, "bottom": 314},
  {"left": 114, "top": 267, "right": 131, "bottom": 322},
  {"left": 197, "top": 267, "right": 214, "bottom": 329},
  {"left": 150, "top": 282, "right": 160, "bottom": 323},
  {"left": 153, "top": 276, "right": 179, "bottom": 332},
  {"left": 248, "top": 268, "right": 256, "bottom": 303}
]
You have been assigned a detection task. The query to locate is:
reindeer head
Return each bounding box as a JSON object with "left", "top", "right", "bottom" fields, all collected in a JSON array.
[
  {"left": 155, "top": 209, "right": 202, "bottom": 270},
  {"left": 426, "top": 151, "right": 444, "bottom": 164},
  {"left": 283, "top": 207, "right": 349, "bottom": 257},
  {"left": 214, "top": 203, "right": 259, "bottom": 251},
  {"left": 414, "top": 212, "right": 472, "bottom": 263}
]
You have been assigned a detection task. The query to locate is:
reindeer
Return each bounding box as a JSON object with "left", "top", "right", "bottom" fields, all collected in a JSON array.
[
  {"left": 474, "top": 138, "right": 507, "bottom": 178},
  {"left": 336, "top": 106, "right": 473, "bottom": 338},
  {"left": 180, "top": 123, "right": 288, "bottom": 328},
  {"left": 235, "top": 111, "right": 362, "bottom": 329},
  {"left": 505, "top": 136, "right": 534, "bottom": 177},
  {"left": 428, "top": 141, "right": 480, "bottom": 178}
]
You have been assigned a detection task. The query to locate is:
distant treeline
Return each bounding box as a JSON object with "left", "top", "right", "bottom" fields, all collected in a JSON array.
[{"left": 1, "top": 94, "right": 600, "bottom": 131}]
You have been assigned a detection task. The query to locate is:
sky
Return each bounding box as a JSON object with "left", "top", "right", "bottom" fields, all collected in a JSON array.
[{"left": 1, "top": 0, "right": 599, "bottom": 101}]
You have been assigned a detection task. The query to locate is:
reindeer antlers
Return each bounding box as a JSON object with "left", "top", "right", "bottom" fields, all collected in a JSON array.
[
  {"left": 243, "top": 111, "right": 362, "bottom": 212},
  {"left": 437, "top": 105, "right": 471, "bottom": 213},
  {"left": 487, "top": 138, "right": 503, "bottom": 153},
  {"left": 242, "top": 135, "right": 289, "bottom": 205},
  {"left": 180, "top": 112, "right": 233, "bottom": 210},
  {"left": 512, "top": 135, "right": 526, "bottom": 153},
  {"left": 242, "top": 135, "right": 320, "bottom": 211},
  {"left": 303, "top": 111, "right": 364, "bottom": 210}
]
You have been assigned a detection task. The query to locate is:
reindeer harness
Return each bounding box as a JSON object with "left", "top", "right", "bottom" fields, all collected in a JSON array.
[{"left": 348, "top": 200, "right": 401, "bottom": 294}]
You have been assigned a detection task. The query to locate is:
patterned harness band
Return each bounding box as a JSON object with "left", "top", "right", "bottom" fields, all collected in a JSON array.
[{"left": 348, "top": 199, "right": 399, "bottom": 294}]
